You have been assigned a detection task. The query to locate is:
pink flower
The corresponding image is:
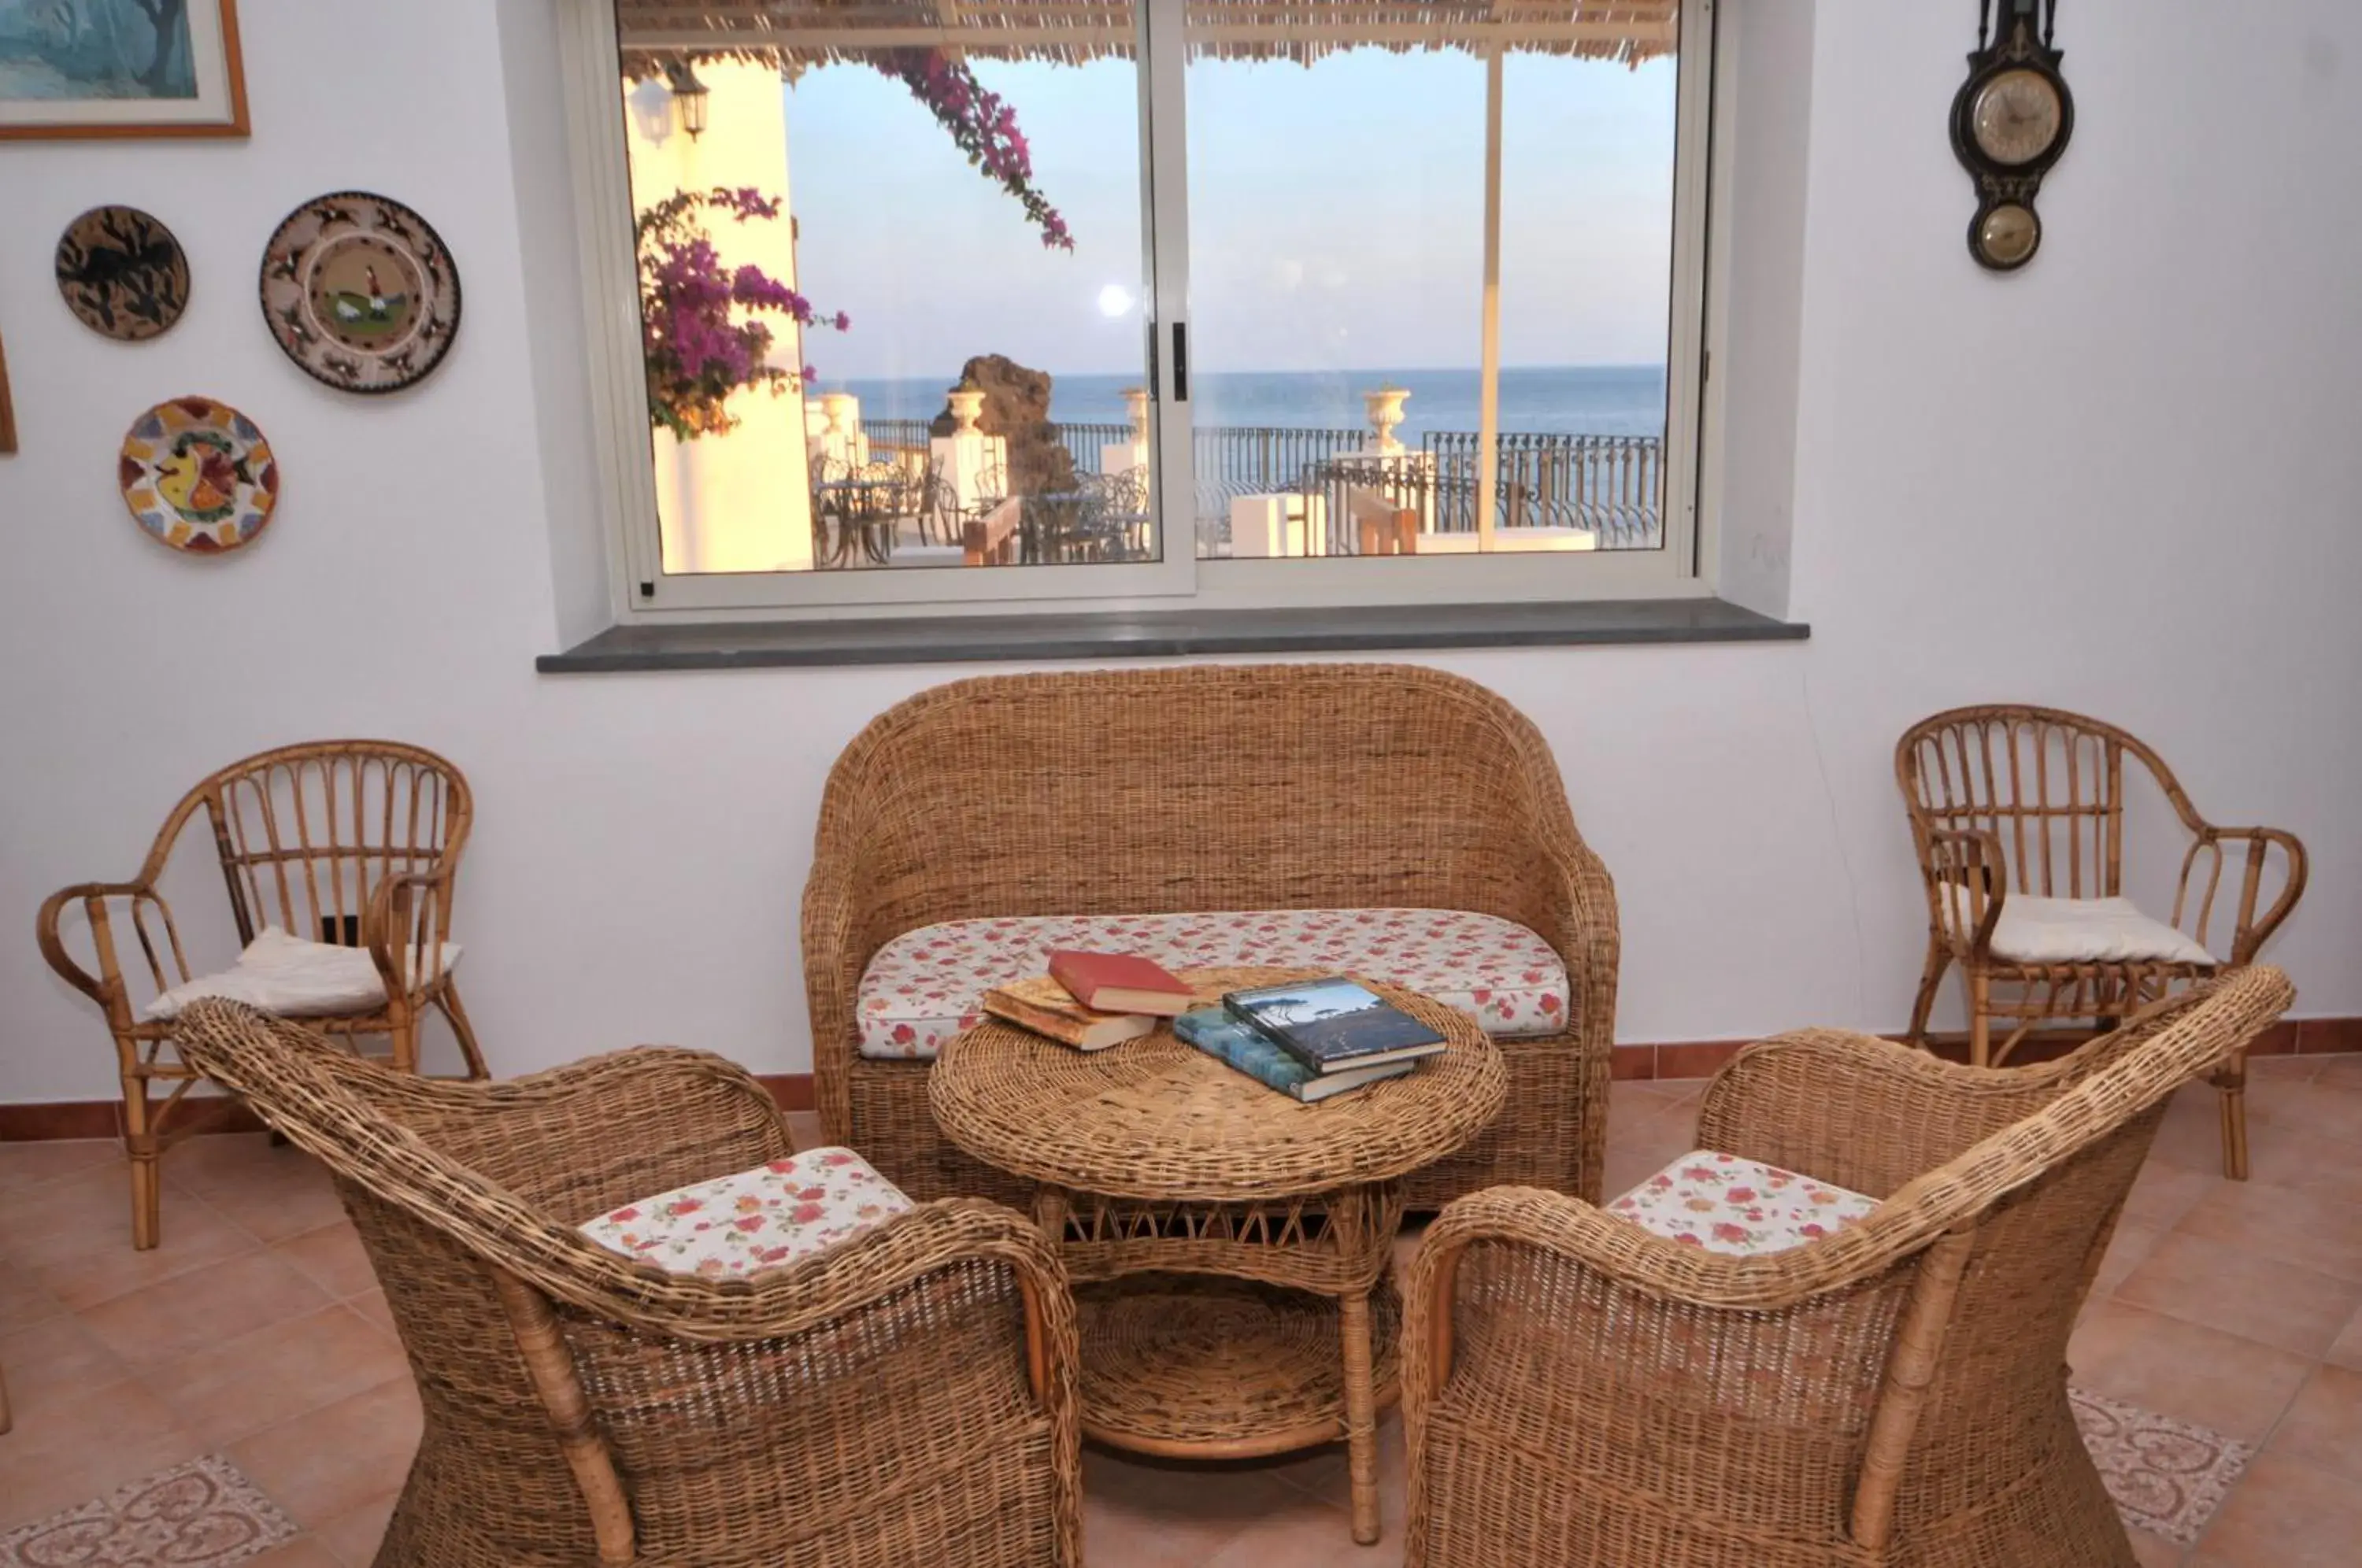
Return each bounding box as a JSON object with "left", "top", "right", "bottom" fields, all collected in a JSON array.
[{"left": 790, "top": 1202, "right": 827, "bottom": 1224}]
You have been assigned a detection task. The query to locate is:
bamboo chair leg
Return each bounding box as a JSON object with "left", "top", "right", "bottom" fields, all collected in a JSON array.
[
  {"left": 1906, "top": 945, "right": 1950, "bottom": 1045},
  {"left": 389, "top": 1015, "right": 418, "bottom": 1076},
  {"left": 1967, "top": 975, "right": 1994, "bottom": 1070},
  {"left": 1339, "top": 1288, "right": 1382, "bottom": 1546},
  {"left": 436, "top": 984, "right": 491, "bottom": 1080},
  {"left": 122, "top": 1063, "right": 162, "bottom": 1252},
  {"left": 0, "top": 1358, "right": 12, "bottom": 1434},
  {"left": 2216, "top": 1052, "right": 2250, "bottom": 1181}
]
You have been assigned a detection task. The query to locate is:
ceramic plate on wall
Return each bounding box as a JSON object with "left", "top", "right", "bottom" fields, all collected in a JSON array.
[
  {"left": 119, "top": 398, "right": 280, "bottom": 553},
  {"left": 259, "top": 191, "right": 461, "bottom": 394},
  {"left": 55, "top": 206, "right": 191, "bottom": 342}
]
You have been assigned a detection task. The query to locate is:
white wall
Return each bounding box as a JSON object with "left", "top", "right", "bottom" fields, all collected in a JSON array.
[{"left": 0, "top": 0, "right": 2355, "bottom": 1106}]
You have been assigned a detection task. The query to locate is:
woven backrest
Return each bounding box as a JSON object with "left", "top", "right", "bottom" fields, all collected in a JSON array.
[
  {"left": 817, "top": 664, "right": 1579, "bottom": 938},
  {"left": 1896, "top": 704, "right": 2194, "bottom": 900},
  {"left": 173, "top": 741, "right": 471, "bottom": 949}
]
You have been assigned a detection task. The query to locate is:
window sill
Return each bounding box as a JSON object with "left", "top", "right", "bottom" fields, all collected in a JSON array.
[{"left": 537, "top": 597, "right": 1806, "bottom": 673}]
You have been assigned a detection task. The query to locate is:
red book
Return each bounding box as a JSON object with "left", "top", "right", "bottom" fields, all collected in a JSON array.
[{"left": 1048, "top": 950, "right": 1196, "bottom": 1017}]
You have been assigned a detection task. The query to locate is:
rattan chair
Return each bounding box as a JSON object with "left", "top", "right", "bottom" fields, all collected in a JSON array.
[
  {"left": 37, "top": 741, "right": 486, "bottom": 1249},
  {"left": 1401, "top": 965, "right": 2293, "bottom": 1568},
  {"left": 803, "top": 664, "right": 1619, "bottom": 1208},
  {"left": 171, "top": 999, "right": 1083, "bottom": 1568},
  {"left": 1897, "top": 705, "right": 2306, "bottom": 1178}
]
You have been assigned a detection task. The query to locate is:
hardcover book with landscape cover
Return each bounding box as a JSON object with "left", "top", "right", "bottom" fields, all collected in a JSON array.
[
  {"left": 1175, "top": 1006, "right": 1413, "bottom": 1103},
  {"left": 1223, "top": 977, "right": 1446, "bottom": 1073}
]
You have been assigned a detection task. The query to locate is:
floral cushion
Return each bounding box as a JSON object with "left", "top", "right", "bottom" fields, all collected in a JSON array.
[
  {"left": 855, "top": 908, "right": 1571, "bottom": 1060},
  {"left": 579, "top": 1147, "right": 912, "bottom": 1278},
  {"left": 1607, "top": 1150, "right": 1878, "bottom": 1256}
]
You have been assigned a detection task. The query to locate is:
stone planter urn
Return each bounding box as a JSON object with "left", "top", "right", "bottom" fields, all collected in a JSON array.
[
  {"left": 1123, "top": 385, "right": 1152, "bottom": 443},
  {"left": 947, "top": 386, "right": 988, "bottom": 435},
  {"left": 820, "top": 391, "right": 858, "bottom": 438},
  {"left": 1364, "top": 386, "right": 1410, "bottom": 453}
]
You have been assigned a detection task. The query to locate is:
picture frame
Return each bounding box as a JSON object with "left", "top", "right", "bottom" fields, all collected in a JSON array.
[{"left": 0, "top": 0, "right": 249, "bottom": 140}]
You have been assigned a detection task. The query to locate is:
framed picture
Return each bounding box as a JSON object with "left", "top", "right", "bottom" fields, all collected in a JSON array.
[{"left": 0, "top": 0, "right": 248, "bottom": 140}]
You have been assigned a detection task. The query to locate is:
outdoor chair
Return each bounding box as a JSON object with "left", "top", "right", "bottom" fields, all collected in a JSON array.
[
  {"left": 1402, "top": 966, "right": 2293, "bottom": 1568},
  {"left": 171, "top": 1000, "right": 1083, "bottom": 1568},
  {"left": 37, "top": 740, "right": 483, "bottom": 1250},
  {"left": 804, "top": 664, "right": 1618, "bottom": 1210},
  {"left": 1896, "top": 704, "right": 2306, "bottom": 1177}
]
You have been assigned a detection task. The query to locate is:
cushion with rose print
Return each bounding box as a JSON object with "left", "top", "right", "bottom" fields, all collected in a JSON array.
[
  {"left": 579, "top": 1146, "right": 913, "bottom": 1278},
  {"left": 856, "top": 908, "right": 1570, "bottom": 1061},
  {"left": 1607, "top": 1150, "right": 1878, "bottom": 1257}
]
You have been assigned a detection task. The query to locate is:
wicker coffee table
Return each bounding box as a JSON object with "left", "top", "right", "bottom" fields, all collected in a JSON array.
[{"left": 929, "top": 966, "right": 1505, "bottom": 1544}]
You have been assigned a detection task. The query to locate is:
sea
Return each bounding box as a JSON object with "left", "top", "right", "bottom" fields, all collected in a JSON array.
[{"left": 825, "top": 364, "right": 1668, "bottom": 443}]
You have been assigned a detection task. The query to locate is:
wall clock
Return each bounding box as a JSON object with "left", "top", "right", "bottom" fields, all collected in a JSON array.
[{"left": 1951, "top": 0, "right": 2073, "bottom": 272}]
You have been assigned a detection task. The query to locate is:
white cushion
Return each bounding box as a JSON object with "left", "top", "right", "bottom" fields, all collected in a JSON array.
[
  {"left": 1949, "top": 893, "right": 2216, "bottom": 967},
  {"left": 854, "top": 908, "right": 1572, "bottom": 1061},
  {"left": 579, "top": 1147, "right": 913, "bottom": 1277},
  {"left": 142, "top": 925, "right": 461, "bottom": 1022},
  {"left": 1609, "top": 1150, "right": 1879, "bottom": 1256}
]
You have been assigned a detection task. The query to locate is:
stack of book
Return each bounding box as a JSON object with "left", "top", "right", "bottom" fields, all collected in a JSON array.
[
  {"left": 1177, "top": 976, "right": 1446, "bottom": 1104},
  {"left": 980, "top": 950, "right": 1197, "bottom": 1049}
]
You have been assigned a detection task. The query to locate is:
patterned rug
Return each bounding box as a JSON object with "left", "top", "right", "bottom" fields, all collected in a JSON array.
[
  {"left": 2071, "top": 1384, "right": 2256, "bottom": 1545},
  {"left": 0, "top": 1455, "right": 298, "bottom": 1568}
]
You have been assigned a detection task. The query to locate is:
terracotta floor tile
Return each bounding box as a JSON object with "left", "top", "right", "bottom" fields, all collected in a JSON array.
[
  {"left": 196, "top": 1166, "right": 353, "bottom": 1245},
  {"left": 784, "top": 1109, "right": 824, "bottom": 1150},
  {"left": 2249, "top": 1080, "right": 2362, "bottom": 1149},
  {"left": 2326, "top": 1304, "right": 2362, "bottom": 1372},
  {"left": 0, "top": 1378, "right": 202, "bottom": 1531},
  {"left": 346, "top": 1287, "right": 397, "bottom": 1336},
  {"left": 0, "top": 1312, "right": 131, "bottom": 1422},
  {"left": 0, "top": 1137, "right": 124, "bottom": 1196},
  {"left": 34, "top": 1195, "right": 264, "bottom": 1310},
  {"left": 2176, "top": 1181, "right": 2362, "bottom": 1283},
  {"left": 0, "top": 1253, "right": 68, "bottom": 1329},
  {"left": 77, "top": 1246, "right": 335, "bottom": 1371},
  {"left": 2312, "top": 1053, "right": 2362, "bottom": 1090},
  {"left": 146, "top": 1303, "right": 413, "bottom": 1446},
  {"left": 229, "top": 1376, "right": 424, "bottom": 1529},
  {"left": 246, "top": 1540, "right": 344, "bottom": 1568},
  {"left": 2235, "top": 1124, "right": 2362, "bottom": 1205},
  {"left": 272, "top": 1220, "right": 379, "bottom": 1300},
  {"left": 1082, "top": 1446, "right": 1314, "bottom": 1565},
  {"left": 2189, "top": 1451, "right": 2362, "bottom": 1567},
  {"left": 313, "top": 1490, "right": 402, "bottom": 1567},
  {"left": 160, "top": 1133, "right": 321, "bottom": 1199},
  {"left": 2120, "top": 1160, "right": 2223, "bottom": 1230},
  {"left": 2089, "top": 1219, "right": 2168, "bottom": 1300},
  {"left": 0, "top": 1160, "right": 151, "bottom": 1263},
  {"left": 2067, "top": 1300, "right": 2311, "bottom": 1443},
  {"left": 1200, "top": 1496, "right": 1387, "bottom": 1568},
  {"left": 2260, "top": 1364, "right": 2362, "bottom": 1482},
  {"left": 2246, "top": 1055, "right": 2325, "bottom": 1084},
  {"left": 2114, "top": 1231, "right": 2362, "bottom": 1359},
  {"left": 2127, "top": 1526, "right": 2186, "bottom": 1567}
]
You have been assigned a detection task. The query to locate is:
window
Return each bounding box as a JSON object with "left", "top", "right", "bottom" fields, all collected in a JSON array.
[{"left": 563, "top": 0, "right": 1712, "bottom": 617}]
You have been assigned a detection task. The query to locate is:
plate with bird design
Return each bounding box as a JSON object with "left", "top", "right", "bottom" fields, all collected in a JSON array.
[
  {"left": 56, "top": 206, "right": 191, "bottom": 342},
  {"left": 259, "top": 190, "right": 461, "bottom": 394},
  {"left": 119, "top": 398, "right": 280, "bottom": 554}
]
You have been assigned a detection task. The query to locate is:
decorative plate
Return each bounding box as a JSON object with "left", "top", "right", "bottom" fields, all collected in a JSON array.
[
  {"left": 55, "top": 206, "right": 191, "bottom": 342},
  {"left": 258, "top": 191, "right": 461, "bottom": 394},
  {"left": 119, "top": 398, "right": 280, "bottom": 554}
]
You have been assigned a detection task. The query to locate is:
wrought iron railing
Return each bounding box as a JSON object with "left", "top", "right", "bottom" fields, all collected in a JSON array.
[{"left": 856, "top": 418, "right": 1665, "bottom": 554}]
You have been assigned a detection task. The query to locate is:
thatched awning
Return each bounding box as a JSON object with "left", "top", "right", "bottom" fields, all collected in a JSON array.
[{"left": 615, "top": 1, "right": 1679, "bottom": 69}]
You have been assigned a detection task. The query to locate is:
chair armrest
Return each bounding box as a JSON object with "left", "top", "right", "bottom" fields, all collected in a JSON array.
[
  {"left": 2178, "top": 825, "right": 2308, "bottom": 965},
  {"left": 362, "top": 870, "right": 455, "bottom": 995},
  {"left": 1912, "top": 827, "right": 2006, "bottom": 958},
  {"left": 38, "top": 879, "right": 181, "bottom": 1016},
  {"left": 1694, "top": 1029, "right": 2017, "bottom": 1198}
]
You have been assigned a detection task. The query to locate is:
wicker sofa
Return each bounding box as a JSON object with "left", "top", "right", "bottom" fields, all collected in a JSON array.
[{"left": 802, "top": 664, "right": 1619, "bottom": 1208}]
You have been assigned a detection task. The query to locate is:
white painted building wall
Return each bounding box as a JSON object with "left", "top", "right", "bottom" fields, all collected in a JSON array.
[{"left": 0, "top": 0, "right": 2355, "bottom": 1105}]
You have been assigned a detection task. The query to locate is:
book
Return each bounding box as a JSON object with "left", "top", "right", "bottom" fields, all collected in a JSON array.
[
  {"left": 1222, "top": 976, "right": 1448, "bottom": 1074},
  {"left": 980, "top": 974, "right": 1155, "bottom": 1051},
  {"left": 1047, "top": 949, "right": 1196, "bottom": 1016},
  {"left": 1174, "top": 1006, "right": 1416, "bottom": 1103}
]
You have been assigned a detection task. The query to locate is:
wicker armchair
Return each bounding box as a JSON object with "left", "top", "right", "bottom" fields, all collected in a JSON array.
[
  {"left": 37, "top": 740, "right": 485, "bottom": 1249},
  {"left": 802, "top": 664, "right": 1619, "bottom": 1207},
  {"left": 171, "top": 1000, "right": 1082, "bottom": 1568},
  {"left": 1401, "top": 965, "right": 2293, "bottom": 1568},
  {"left": 1897, "top": 705, "right": 2307, "bottom": 1178}
]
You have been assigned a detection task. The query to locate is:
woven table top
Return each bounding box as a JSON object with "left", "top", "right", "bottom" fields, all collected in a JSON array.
[{"left": 929, "top": 966, "right": 1506, "bottom": 1203}]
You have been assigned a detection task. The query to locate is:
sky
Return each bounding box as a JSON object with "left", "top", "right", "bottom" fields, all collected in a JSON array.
[{"left": 781, "top": 47, "right": 1678, "bottom": 383}]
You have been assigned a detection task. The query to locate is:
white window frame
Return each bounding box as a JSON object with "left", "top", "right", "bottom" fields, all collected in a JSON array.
[{"left": 558, "top": 0, "right": 1722, "bottom": 623}]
